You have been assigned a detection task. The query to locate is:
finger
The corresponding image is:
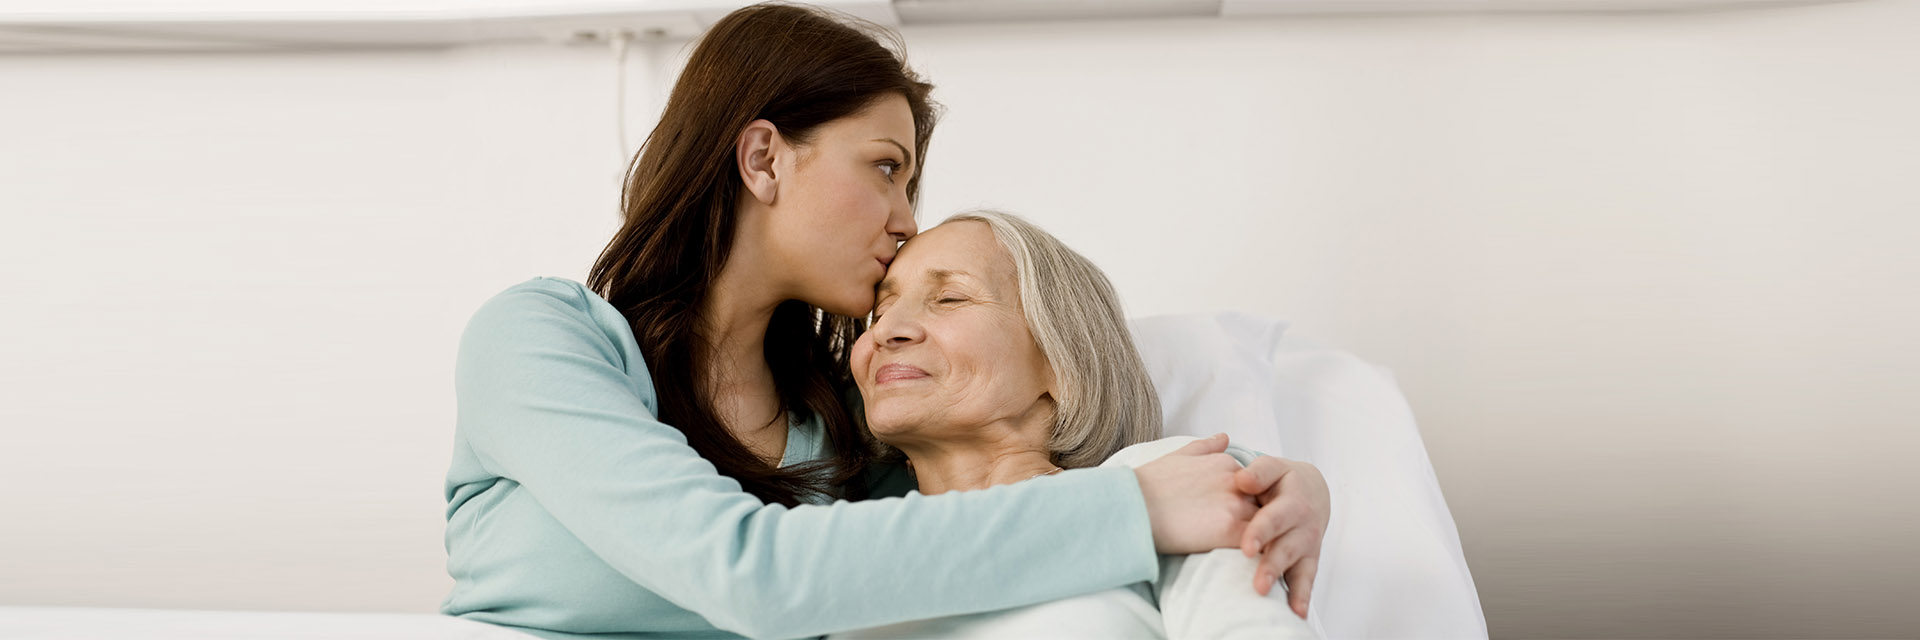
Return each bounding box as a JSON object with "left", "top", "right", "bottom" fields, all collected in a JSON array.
[
  {"left": 1172, "top": 433, "right": 1231, "bottom": 456},
  {"left": 1252, "top": 539, "right": 1279, "bottom": 596},
  {"left": 1234, "top": 456, "right": 1291, "bottom": 497},
  {"left": 1223, "top": 516, "right": 1249, "bottom": 550},
  {"left": 1231, "top": 493, "right": 1259, "bottom": 522},
  {"left": 1239, "top": 493, "right": 1308, "bottom": 557},
  {"left": 1255, "top": 527, "right": 1316, "bottom": 597},
  {"left": 1283, "top": 556, "right": 1319, "bottom": 619}
]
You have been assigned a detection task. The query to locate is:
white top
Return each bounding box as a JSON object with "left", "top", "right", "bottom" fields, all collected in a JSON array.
[{"left": 833, "top": 436, "right": 1321, "bottom": 640}]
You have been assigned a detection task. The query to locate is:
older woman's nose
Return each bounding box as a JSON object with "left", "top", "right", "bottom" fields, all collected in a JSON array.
[{"left": 870, "top": 311, "right": 925, "bottom": 347}]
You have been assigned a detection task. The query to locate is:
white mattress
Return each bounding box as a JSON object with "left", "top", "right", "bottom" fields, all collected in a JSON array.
[{"left": 0, "top": 606, "right": 540, "bottom": 640}]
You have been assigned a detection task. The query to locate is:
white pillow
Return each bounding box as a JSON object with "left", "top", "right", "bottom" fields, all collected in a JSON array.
[{"left": 1129, "top": 312, "right": 1490, "bottom": 640}]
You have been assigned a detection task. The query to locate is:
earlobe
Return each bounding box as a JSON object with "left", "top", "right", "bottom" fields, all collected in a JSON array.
[{"left": 736, "top": 119, "right": 781, "bottom": 205}]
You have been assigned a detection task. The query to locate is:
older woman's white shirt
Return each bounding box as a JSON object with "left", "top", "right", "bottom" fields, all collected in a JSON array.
[{"left": 831, "top": 436, "right": 1319, "bottom": 640}]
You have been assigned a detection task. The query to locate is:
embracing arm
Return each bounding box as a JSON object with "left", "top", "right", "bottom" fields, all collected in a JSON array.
[{"left": 455, "top": 281, "right": 1161, "bottom": 638}]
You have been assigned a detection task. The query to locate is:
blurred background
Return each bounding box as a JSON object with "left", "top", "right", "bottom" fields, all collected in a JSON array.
[{"left": 2, "top": 0, "right": 1916, "bottom": 637}]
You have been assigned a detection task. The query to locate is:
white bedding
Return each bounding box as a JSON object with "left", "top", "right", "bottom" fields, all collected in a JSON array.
[
  {"left": 1130, "top": 312, "right": 1490, "bottom": 640},
  {"left": 0, "top": 606, "right": 539, "bottom": 640},
  {"left": 832, "top": 436, "right": 1319, "bottom": 640}
]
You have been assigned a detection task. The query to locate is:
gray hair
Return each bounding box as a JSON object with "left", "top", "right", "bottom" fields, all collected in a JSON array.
[{"left": 942, "top": 210, "right": 1162, "bottom": 468}]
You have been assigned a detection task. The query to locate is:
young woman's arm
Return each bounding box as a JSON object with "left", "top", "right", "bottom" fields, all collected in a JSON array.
[{"left": 452, "top": 278, "right": 1175, "bottom": 638}]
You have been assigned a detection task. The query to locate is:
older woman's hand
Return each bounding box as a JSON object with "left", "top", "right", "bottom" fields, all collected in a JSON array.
[{"left": 1234, "top": 456, "right": 1331, "bottom": 619}]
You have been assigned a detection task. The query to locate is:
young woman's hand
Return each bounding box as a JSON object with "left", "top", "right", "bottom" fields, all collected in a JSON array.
[
  {"left": 1133, "top": 434, "right": 1260, "bottom": 555},
  {"left": 1234, "top": 455, "right": 1331, "bottom": 619}
]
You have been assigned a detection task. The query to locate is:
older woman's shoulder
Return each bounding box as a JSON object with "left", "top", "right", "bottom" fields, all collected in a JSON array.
[{"left": 1096, "top": 437, "right": 1263, "bottom": 470}]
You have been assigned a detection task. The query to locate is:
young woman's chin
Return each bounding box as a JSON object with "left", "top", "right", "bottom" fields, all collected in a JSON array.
[{"left": 816, "top": 293, "right": 877, "bottom": 318}]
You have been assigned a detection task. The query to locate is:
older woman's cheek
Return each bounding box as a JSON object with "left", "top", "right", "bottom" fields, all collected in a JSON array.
[{"left": 849, "top": 339, "right": 873, "bottom": 389}]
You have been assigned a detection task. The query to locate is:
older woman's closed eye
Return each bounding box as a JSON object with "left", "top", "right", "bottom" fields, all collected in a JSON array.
[{"left": 840, "top": 211, "right": 1320, "bottom": 639}]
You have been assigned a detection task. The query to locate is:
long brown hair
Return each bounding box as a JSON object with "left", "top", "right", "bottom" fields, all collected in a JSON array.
[{"left": 585, "top": 2, "right": 938, "bottom": 506}]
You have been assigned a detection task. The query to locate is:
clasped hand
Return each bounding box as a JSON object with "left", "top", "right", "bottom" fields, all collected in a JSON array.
[{"left": 1134, "top": 433, "right": 1331, "bottom": 619}]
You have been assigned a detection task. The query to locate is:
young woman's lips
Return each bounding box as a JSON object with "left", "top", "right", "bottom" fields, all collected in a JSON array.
[{"left": 874, "top": 363, "right": 929, "bottom": 385}]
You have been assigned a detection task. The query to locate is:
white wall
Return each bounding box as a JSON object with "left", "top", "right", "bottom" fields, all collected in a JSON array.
[
  {"left": 3, "top": 1, "right": 1917, "bottom": 638},
  {"left": 0, "top": 43, "right": 630, "bottom": 611},
  {"left": 882, "top": 6, "right": 1920, "bottom": 639}
]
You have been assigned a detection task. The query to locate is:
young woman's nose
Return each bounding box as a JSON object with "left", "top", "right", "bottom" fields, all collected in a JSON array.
[{"left": 887, "top": 195, "right": 917, "bottom": 242}]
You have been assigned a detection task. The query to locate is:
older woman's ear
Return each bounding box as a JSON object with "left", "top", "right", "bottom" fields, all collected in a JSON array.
[{"left": 1039, "top": 366, "right": 1065, "bottom": 431}]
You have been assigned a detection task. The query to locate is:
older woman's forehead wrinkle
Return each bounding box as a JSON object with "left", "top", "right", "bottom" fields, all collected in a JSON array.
[
  {"left": 889, "top": 221, "right": 1017, "bottom": 299},
  {"left": 928, "top": 269, "right": 970, "bottom": 284},
  {"left": 874, "top": 266, "right": 968, "bottom": 307}
]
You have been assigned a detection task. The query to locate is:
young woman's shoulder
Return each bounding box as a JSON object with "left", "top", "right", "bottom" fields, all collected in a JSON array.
[
  {"left": 477, "top": 276, "right": 611, "bottom": 321},
  {"left": 462, "top": 276, "right": 657, "bottom": 406}
]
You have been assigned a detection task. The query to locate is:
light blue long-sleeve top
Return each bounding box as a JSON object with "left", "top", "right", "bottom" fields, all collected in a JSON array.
[{"left": 440, "top": 277, "right": 1162, "bottom": 640}]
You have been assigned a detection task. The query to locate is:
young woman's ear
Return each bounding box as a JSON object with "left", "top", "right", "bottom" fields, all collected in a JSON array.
[{"left": 736, "top": 119, "right": 782, "bottom": 205}]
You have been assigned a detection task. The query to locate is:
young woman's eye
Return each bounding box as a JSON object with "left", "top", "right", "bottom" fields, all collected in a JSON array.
[{"left": 878, "top": 162, "right": 899, "bottom": 183}]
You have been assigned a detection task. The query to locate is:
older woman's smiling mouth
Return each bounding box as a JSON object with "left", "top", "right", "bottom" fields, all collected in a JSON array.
[{"left": 874, "top": 363, "right": 929, "bottom": 385}]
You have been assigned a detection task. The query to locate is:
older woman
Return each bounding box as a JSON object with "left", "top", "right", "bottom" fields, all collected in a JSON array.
[{"left": 837, "top": 210, "right": 1321, "bottom": 639}]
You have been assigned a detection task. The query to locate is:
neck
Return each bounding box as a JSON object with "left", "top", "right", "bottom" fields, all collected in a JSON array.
[
  {"left": 894, "top": 418, "right": 1059, "bottom": 495},
  {"left": 697, "top": 238, "right": 786, "bottom": 440}
]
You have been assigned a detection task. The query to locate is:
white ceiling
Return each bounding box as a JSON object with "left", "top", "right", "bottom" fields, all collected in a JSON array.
[{"left": 0, "top": 0, "right": 1867, "bottom": 54}]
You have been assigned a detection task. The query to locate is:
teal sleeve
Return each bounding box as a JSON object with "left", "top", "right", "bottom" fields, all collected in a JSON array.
[{"left": 455, "top": 281, "right": 1160, "bottom": 639}]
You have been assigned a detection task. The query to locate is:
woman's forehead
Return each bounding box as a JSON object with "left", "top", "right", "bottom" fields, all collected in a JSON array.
[
  {"left": 820, "top": 94, "right": 916, "bottom": 144},
  {"left": 887, "top": 223, "right": 1013, "bottom": 289}
]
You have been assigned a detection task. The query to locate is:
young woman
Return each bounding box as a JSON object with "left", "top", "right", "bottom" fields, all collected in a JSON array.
[{"left": 441, "top": 4, "right": 1331, "bottom": 639}]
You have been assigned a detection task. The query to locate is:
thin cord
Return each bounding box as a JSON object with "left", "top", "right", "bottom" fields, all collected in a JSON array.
[{"left": 611, "top": 29, "right": 635, "bottom": 167}]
